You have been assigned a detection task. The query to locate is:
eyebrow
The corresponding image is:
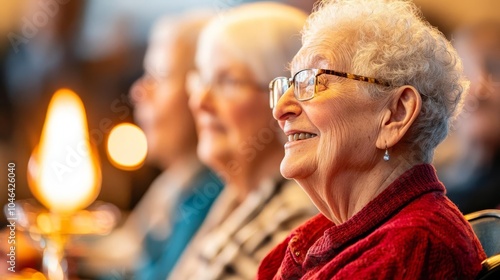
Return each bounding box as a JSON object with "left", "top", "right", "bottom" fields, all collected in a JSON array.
[{"left": 291, "top": 53, "right": 332, "bottom": 75}]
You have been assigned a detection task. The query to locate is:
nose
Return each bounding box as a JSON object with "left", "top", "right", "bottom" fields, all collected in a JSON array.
[
  {"left": 130, "top": 75, "right": 154, "bottom": 105},
  {"left": 188, "top": 83, "right": 215, "bottom": 115},
  {"left": 272, "top": 85, "right": 302, "bottom": 122}
]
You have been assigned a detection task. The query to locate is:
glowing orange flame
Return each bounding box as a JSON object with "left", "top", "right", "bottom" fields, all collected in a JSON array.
[{"left": 28, "top": 89, "right": 101, "bottom": 214}]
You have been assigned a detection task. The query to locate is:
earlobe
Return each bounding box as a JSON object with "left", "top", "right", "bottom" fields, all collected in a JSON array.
[{"left": 376, "top": 86, "right": 422, "bottom": 150}]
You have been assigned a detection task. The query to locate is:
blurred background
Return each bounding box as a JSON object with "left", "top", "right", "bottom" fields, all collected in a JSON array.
[
  {"left": 0, "top": 0, "right": 499, "bottom": 239},
  {"left": 0, "top": 0, "right": 315, "bottom": 229},
  {"left": 0, "top": 0, "right": 499, "bottom": 278}
]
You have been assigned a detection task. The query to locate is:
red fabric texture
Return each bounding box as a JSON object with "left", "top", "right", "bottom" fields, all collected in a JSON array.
[{"left": 257, "top": 164, "right": 486, "bottom": 279}]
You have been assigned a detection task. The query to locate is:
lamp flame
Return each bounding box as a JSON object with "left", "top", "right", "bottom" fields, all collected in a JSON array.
[{"left": 28, "top": 89, "right": 101, "bottom": 214}]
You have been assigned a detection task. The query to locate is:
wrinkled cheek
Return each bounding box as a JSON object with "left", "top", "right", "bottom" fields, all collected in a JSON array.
[
  {"left": 316, "top": 118, "right": 351, "bottom": 173},
  {"left": 232, "top": 116, "right": 273, "bottom": 154},
  {"left": 316, "top": 132, "right": 337, "bottom": 174}
]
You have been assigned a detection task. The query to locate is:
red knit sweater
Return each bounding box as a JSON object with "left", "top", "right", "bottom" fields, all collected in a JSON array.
[{"left": 256, "top": 164, "right": 486, "bottom": 279}]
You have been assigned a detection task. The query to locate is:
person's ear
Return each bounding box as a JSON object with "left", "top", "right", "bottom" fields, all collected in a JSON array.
[{"left": 376, "top": 86, "right": 422, "bottom": 149}]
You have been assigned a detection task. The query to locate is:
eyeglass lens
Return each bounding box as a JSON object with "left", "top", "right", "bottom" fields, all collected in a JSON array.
[
  {"left": 270, "top": 69, "right": 318, "bottom": 108},
  {"left": 270, "top": 77, "right": 289, "bottom": 108},
  {"left": 295, "top": 69, "right": 316, "bottom": 101}
]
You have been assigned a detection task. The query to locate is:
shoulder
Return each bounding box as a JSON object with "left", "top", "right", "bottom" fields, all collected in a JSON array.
[
  {"left": 382, "top": 191, "right": 478, "bottom": 249},
  {"left": 364, "top": 192, "right": 485, "bottom": 277},
  {"left": 322, "top": 212, "right": 483, "bottom": 279},
  {"left": 182, "top": 168, "right": 224, "bottom": 204},
  {"left": 191, "top": 167, "right": 224, "bottom": 189}
]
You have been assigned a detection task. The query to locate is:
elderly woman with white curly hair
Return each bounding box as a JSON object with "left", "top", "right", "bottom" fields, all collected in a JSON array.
[
  {"left": 257, "top": 0, "right": 486, "bottom": 279},
  {"left": 168, "top": 2, "right": 317, "bottom": 280}
]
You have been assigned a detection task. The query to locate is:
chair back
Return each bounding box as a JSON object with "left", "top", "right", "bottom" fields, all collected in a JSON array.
[
  {"left": 476, "top": 254, "right": 500, "bottom": 280},
  {"left": 465, "top": 209, "right": 500, "bottom": 280},
  {"left": 465, "top": 209, "right": 500, "bottom": 258}
]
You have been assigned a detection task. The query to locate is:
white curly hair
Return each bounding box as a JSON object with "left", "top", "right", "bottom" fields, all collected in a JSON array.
[
  {"left": 301, "top": 0, "right": 469, "bottom": 163},
  {"left": 196, "top": 2, "right": 307, "bottom": 88}
]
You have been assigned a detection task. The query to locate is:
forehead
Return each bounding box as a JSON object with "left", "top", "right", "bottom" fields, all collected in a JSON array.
[
  {"left": 290, "top": 45, "right": 335, "bottom": 75},
  {"left": 144, "top": 40, "right": 184, "bottom": 72},
  {"left": 198, "top": 41, "right": 255, "bottom": 78}
]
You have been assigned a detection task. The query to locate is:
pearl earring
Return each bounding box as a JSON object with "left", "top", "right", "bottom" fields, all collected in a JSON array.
[{"left": 383, "top": 145, "right": 390, "bottom": 161}]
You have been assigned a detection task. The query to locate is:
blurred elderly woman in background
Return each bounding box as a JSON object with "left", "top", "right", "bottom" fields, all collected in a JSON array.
[
  {"left": 80, "top": 12, "right": 223, "bottom": 280},
  {"left": 257, "top": 0, "right": 486, "bottom": 279},
  {"left": 436, "top": 21, "right": 500, "bottom": 214},
  {"left": 169, "top": 2, "right": 317, "bottom": 279}
]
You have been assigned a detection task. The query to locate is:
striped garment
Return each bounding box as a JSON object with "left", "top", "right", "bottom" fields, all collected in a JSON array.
[{"left": 168, "top": 177, "right": 317, "bottom": 280}]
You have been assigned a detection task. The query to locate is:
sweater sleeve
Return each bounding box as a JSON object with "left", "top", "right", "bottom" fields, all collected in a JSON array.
[{"left": 318, "top": 227, "right": 471, "bottom": 280}]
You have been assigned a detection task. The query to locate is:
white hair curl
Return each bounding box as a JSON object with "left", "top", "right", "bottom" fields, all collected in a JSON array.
[
  {"left": 302, "top": 0, "right": 469, "bottom": 163},
  {"left": 196, "top": 2, "right": 307, "bottom": 88}
]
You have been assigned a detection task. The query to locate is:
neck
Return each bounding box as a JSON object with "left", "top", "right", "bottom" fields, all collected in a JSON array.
[
  {"left": 158, "top": 149, "right": 198, "bottom": 171},
  {"left": 222, "top": 150, "right": 284, "bottom": 203},
  {"left": 300, "top": 155, "right": 419, "bottom": 225}
]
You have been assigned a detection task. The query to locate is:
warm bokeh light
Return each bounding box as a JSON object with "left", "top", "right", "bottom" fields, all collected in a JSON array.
[
  {"left": 28, "top": 89, "right": 101, "bottom": 214},
  {"left": 106, "top": 123, "right": 148, "bottom": 170}
]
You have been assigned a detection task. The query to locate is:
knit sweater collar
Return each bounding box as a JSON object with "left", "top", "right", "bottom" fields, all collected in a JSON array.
[{"left": 290, "top": 164, "right": 444, "bottom": 262}]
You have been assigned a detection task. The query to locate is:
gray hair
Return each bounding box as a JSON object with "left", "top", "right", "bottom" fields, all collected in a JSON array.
[
  {"left": 196, "top": 2, "right": 307, "bottom": 88},
  {"left": 302, "top": 0, "right": 469, "bottom": 163},
  {"left": 148, "top": 10, "right": 215, "bottom": 72}
]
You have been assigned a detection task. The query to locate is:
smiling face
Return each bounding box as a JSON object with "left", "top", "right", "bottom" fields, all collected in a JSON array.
[
  {"left": 130, "top": 37, "right": 197, "bottom": 168},
  {"left": 272, "top": 47, "right": 385, "bottom": 184},
  {"left": 189, "top": 42, "right": 281, "bottom": 179}
]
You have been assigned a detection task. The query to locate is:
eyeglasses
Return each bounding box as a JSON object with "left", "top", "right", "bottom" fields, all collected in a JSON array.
[
  {"left": 187, "top": 71, "right": 264, "bottom": 98},
  {"left": 268, "top": 68, "right": 390, "bottom": 108}
]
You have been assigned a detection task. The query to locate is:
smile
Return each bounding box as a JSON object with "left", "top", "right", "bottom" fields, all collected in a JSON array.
[{"left": 287, "top": 133, "right": 317, "bottom": 142}]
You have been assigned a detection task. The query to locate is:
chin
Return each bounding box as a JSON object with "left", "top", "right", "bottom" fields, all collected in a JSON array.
[
  {"left": 280, "top": 161, "right": 303, "bottom": 180},
  {"left": 280, "top": 154, "right": 316, "bottom": 181},
  {"left": 197, "top": 143, "right": 215, "bottom": 165},
  {"left": 197, "top": 140, "right": 224, "bottom": 166}
]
